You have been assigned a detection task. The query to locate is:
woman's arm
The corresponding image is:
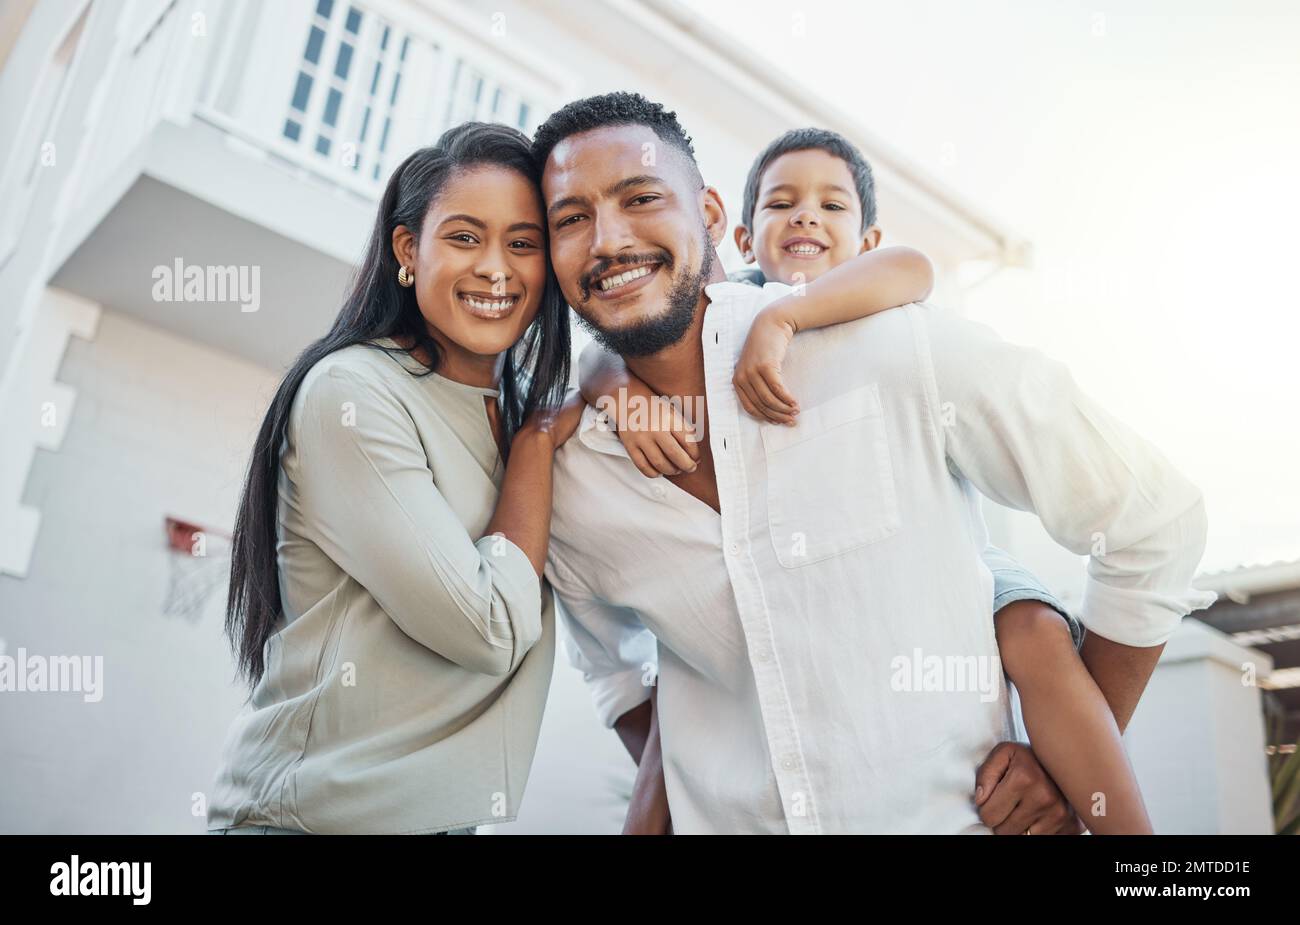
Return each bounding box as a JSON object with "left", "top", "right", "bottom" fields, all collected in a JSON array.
[
  {"left": 292, "top": 367, "right": 579, "bottom": 676},
  {"left": 735, "top": 246, "right": 934, "bottom": 423},
  {"left": 484, "top": 390, "right": 586, "bottom": 577}
]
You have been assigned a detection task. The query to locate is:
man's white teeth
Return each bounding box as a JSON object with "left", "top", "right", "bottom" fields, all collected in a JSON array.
[
  {"left": 598, "top": 265, "right": 655, "bottom": 291},
  {"left": 462, "top": 295, "right": 515, "bottom": 311},
  {"left": 787, "top": 244, "right": 823, "bottom": 255}
]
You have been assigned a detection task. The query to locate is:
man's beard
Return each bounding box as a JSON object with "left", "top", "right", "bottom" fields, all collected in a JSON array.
[{"left": 574, "top": 232, "right": 713, "bottom": 358}]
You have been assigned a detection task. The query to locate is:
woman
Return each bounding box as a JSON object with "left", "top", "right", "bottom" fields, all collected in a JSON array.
[{"left": 207, "top": 122, "right": 582, "bottom": 835}]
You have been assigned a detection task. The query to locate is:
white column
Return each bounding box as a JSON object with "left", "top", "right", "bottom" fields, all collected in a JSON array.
[
  {"left": 1124, "top": 618, "right": 1276, "bottom": 834},
  {"left": 0, "top": 287, "right": 100, "bottom": 577}
]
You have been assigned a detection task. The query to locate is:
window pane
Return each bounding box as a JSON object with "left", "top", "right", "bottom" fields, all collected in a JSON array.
[
  {"left": 335, "top": 42, "right": 353, "bottom": 80},
  {"left": 389, "top": 72, "right": 401, "bottom": 106},
  {"left": 369, "top": 61, "right": 381, "bottom": 95},
  {"left": 517, "top": 102, "right": 530, "bottom": 130},
  {"left": 291, "top": 71, "right": 313, "bottom": 112},
  {"left": 304, "top": 26, "right": 325, "bottom": 65},
  {"left": 323, "top": 88, "right": 342, "bottom": 127},
  {"left": 316, "top": 134, "right": 331, "bottom": 156},
  {"left": 379, "top": 116, "right": 391, "bottom": 152},
  {"left": 316, "top": 0, "right": 334, "bottom": 19},
  {"left": 359, "top": 107, "right": 371, "bottom": 142},
  {"left": 345, "top": 7, "right": 361, "bottom": 33},
  {"left": 283, "top": 119, "right": 302, "bottom": 142}
]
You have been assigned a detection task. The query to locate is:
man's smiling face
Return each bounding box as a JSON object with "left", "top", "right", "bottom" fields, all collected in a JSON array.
[{"left": 542, "top": 124, "right": 725, "bottom": 357}]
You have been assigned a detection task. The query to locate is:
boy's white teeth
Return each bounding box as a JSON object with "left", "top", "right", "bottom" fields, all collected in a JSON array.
[
  {"left": 599, "top": 265, "right": 654, "bottom": 291},
  {"left": 462, "top": 295, "right": 515, "bottom": 311},
  {"left": 787, "top": 244, "right": 823, "bottom": 255}
]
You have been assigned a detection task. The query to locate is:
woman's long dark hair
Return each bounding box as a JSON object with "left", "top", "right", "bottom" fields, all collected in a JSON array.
[{"left": 225, "top": 122, "right": 570, "bottom": 688}]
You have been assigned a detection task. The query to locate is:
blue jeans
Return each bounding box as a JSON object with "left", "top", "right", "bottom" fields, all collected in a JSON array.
[{"left": 210, "top": 824, "right": 476, "bottom": 835}]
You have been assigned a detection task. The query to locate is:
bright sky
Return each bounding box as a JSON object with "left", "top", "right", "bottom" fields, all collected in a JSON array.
[{"left": 695, "top": 0, "right": 1300, "bottom": 572}]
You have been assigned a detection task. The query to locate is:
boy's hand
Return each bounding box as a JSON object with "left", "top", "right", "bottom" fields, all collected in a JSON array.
[
  {"left": 734, "top": 303, "right": 800, "bottom": 425},
  {"left": 603, "top": 394, "right": 700, "bottom": 478}
]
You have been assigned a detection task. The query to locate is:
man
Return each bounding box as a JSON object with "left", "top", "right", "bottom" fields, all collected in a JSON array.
[{"left": 534, "top": 93, "right": 1213, "bottom": 834}]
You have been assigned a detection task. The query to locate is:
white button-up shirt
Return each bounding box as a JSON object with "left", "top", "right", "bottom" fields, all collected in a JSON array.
[{"left": 545, "top": 281, "right": 1215, "bottom": 834}]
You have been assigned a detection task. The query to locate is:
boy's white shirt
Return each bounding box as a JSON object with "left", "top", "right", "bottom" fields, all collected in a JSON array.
[{"left": 545, "top": 280, "right": 1215, "bottom": 834}]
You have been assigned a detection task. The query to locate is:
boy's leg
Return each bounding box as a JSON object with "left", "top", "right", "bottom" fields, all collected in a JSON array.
[{"left": 996, "top": 602, "right": 1153, "bottom": 834}]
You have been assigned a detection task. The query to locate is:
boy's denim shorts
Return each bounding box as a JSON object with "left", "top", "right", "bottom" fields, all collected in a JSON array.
[{"left": 209, "top": 824, "right": 477, "bottom": 835}]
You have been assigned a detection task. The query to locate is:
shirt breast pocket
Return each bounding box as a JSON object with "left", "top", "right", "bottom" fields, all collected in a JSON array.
[{"left": 760, "top": 382, "right": 901, "bottom": 568}]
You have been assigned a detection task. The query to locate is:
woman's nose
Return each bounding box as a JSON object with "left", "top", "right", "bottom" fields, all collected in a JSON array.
[{"left": 475, "top": 262, "right": 512, "bottom": 295}]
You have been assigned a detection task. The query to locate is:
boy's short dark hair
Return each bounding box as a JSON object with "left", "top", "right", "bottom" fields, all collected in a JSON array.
[
  {"left": 532, "top": 91, "right": 699, "bottom": 178},
  {"left": 741, "top": 128, "right": 876, "bottom": 232}
]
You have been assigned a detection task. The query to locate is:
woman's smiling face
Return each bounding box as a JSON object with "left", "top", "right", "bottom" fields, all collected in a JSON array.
[{"left": 393, "top": 164, "right": 549, "bottom": 377}]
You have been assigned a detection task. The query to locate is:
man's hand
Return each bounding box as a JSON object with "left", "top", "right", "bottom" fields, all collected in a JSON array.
[{"left": 974, "top": 741, "right": 1085, "bottom": 834}]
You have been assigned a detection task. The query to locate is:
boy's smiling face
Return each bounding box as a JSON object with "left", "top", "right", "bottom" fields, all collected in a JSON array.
[{"left": 736, "top": 147, "right": 880, "bottom": 285}]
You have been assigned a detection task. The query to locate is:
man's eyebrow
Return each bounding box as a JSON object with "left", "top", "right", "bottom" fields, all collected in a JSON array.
[
  {"left": 607, "top": 174, "right": 665, "bottom": 196},
  {"left": 547, "top": 174, "right": 668, "bottom": 219}
]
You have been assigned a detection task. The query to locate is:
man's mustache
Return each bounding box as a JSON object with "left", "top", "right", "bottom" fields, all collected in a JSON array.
[{"left": 579, "top": 251, "right": 674, "bottom": 301}]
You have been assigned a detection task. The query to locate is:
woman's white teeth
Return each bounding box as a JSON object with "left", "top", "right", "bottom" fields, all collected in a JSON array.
[
  {"left": 787, "top": 244, "right": 824, "bottom": 255},
  {"left": 462, "top": 295, "right": 515, "bottom": 311},
  {"left": 599, "top": 265, "right": 655, "bottom": 291}
]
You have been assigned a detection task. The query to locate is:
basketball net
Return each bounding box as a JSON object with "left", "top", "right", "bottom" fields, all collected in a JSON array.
[{"left": 163, "top": 516, "right": 233, "bottom": 622}]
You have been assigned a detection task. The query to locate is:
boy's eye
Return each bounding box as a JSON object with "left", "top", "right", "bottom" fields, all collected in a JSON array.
[
  {"left": 765, "top": 201, "right": 791, "bottom": 210},
  {"left": 824, "top": 202, "right": 846, "bottom": 211}
]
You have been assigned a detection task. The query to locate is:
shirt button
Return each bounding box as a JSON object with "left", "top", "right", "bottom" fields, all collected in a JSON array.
[
  {"left": 755, "top": 648, "right": 771, "bottom": 662},
  {"left": 781, "top": 756, "right": 797, "bottom": 771},
  {"left": 651, "top": 483, "right": 666, "bottom": 499},
  {"left": 727, "top": 542, "right": 740, "bottom": 556}
]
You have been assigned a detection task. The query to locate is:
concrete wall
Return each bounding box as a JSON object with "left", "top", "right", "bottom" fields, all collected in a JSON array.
[{"left": 0, "top": 311, "right": 276, "bottom": 832}]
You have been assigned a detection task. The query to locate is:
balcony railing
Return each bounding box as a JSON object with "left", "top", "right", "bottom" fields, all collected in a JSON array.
[{"left": 70, "top": 0, "right": 572, "bottom": 214}]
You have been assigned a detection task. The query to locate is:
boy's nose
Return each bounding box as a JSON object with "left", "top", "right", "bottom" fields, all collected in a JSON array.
[{"left": 791, "top": 209, "right": 819, "bottom": 227}]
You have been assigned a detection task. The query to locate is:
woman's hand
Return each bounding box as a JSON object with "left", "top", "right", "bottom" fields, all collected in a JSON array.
[
  {"left": 519, "top": 388, "right": 587, "bottom": 449},
  {"left": 734, "top": 303, "right": 800, "bottom": 425}
]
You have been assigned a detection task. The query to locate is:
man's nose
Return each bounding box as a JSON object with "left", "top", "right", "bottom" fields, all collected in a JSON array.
[{"left": 591, "top": 209, "right": 637, "bottom": 257}]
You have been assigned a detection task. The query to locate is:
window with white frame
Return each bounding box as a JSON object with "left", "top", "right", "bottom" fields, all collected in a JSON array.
[{"left": 280, "top": 0, "right": 546, "bottom": 188}]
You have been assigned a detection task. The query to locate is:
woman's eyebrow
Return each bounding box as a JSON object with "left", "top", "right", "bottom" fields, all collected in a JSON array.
[
  {"left": 439, "top": 213, "right": 487, "bottom": 229},
  {"left": 506, "top": 221, "right": 544, "bottom": 234}
]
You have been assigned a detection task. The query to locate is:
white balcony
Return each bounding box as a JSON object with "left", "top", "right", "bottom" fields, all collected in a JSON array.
[{"left": 37, "top": 0, "right": 573, "bottom": 369}]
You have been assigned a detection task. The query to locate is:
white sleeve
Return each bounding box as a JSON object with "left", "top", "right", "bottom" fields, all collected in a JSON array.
[
  {"left": 545, "top": 552, "right": 658, "bottom": 728},
  {"left": 919, "top": 306, "right": 1216, "bottom": 647}
]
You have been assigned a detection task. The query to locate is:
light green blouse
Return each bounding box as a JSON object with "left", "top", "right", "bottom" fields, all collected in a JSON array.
[{"left": 207, "top": 338, "right": 554, "bottom": 834}]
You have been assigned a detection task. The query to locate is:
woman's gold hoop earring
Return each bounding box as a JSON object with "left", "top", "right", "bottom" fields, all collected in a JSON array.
[{"left": 397, "top": 265, "right": 414, "bottom": 287}]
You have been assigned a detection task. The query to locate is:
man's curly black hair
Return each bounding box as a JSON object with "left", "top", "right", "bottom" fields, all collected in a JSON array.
[{"left": 531, "top": 91, "right": 699, "bottom": 178}]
